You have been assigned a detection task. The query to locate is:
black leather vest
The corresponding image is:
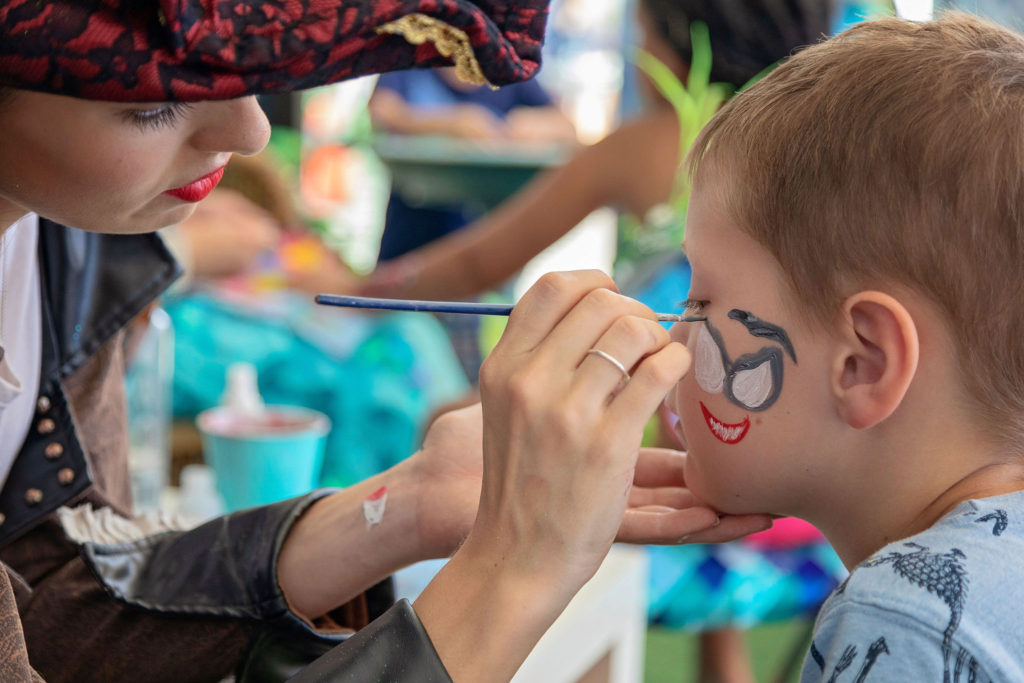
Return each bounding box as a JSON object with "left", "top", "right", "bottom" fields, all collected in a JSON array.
[{"left": 0, "top": 219, "right": 180, "bottom": 546}]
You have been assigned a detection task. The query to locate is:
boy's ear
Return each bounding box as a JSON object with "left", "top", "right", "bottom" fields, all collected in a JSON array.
[{"left": 831, "top": 292, "right": 919, "bottom": 430}]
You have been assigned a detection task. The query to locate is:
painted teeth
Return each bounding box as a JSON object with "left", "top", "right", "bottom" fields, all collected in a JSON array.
[
  {"left": 699, "top": 401, "right": 750, "bottom": 444},
  {"left": 709, "top": 416, "right": 743, "bottom": 442}
]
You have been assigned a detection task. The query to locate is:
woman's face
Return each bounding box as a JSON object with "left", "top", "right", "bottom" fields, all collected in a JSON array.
[{"left": 0, "top": 90, "right": 270, "bottom": 233}]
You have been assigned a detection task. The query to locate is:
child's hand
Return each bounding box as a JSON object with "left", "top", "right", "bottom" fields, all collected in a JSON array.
[{"left": 617, "top": 447, "right": 774, "bottom": 544}]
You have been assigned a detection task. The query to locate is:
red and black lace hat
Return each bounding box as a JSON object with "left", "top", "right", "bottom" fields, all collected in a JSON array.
[{"left": 0, "top": 0, "right": 549, "bottom": 102}]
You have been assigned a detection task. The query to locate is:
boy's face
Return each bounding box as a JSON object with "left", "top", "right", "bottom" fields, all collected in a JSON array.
[{"left": 667, "top": 176, "right": 839, "bottom": 516}]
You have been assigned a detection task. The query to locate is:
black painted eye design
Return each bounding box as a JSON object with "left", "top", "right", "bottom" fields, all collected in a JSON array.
[
  {"left": 727, "top": 348, "right": 783, "bottom": 412},
  {"left": 693, "top": 320, "right": 785, "bottom": 412}
]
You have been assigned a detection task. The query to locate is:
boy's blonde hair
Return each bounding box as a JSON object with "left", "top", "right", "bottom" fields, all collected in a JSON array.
[{"left": 689, "top": 12, "right": 1024, "bottom": 446}]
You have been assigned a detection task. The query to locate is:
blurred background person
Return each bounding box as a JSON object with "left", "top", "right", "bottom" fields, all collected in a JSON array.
[{"left": 368, "top": 67, "right": 576, "bottom": 382}]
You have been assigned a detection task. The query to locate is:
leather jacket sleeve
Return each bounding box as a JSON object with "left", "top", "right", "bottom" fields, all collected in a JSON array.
[
  {"left": 285, "top": 600, "right": 452, "bottom": 683},
  {"left": 9, "top": 490, "right": 392, "bottom": 683},
  {"left": 0, "top": 566, "right": 42, "bottom": 682}
]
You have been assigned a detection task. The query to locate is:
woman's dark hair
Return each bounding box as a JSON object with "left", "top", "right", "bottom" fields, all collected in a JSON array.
[{"left": 641, "top": 0, "right": 836, "bottom": 85}]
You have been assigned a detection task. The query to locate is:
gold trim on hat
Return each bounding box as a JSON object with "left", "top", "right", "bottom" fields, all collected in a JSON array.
[{"left": 376, "top": 14, "right": 494, "bottom": 88}]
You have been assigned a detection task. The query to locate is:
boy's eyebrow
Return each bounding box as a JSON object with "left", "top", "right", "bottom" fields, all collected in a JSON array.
[{"left": 727, "top": 309, "right": 797, "bottom": 363}]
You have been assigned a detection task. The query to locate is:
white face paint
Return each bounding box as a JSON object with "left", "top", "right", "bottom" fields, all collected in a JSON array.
[
  {"left": 363, "top": 487, "right": 388, "bottom": 530},
  {"left": 731, "top": 359, "right": 774, "bottom": 409},
  {"left": 695, "top": 324, "right": 726, "bottom": 394}
]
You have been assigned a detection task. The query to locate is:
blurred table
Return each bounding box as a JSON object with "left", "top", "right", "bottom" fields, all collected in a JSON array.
[
  {"left": 372, "top": 134, "right": 571, "bottom": 211},
  {"left": 393, "top": 545, "right": 649, "bottom": 683}
]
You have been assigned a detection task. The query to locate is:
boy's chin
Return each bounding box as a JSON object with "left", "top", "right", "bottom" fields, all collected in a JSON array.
[{"left": 685, "top": 463, "right": 770, "bottom": 516}]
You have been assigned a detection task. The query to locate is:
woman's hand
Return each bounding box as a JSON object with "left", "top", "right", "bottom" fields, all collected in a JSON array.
[
  {"left": 413, "top": 270, "right": 696, "bottom": 681},
  {"left": 464, "top": 271, "right": 692, "bottom": 592},
  {"left": 407, "top": 403, "right": 484, "bottom": 559},
  {"left": 408, "top": 410, "right": 773, "bottom": 561}
]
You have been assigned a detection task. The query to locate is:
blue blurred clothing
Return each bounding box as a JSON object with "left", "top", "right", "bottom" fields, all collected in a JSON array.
[
  {"left": 375, "top": 69, "right": 552, "bottom": 121},
  {"left": 375, "top": 70, "right": 554, "bottom": 261}
]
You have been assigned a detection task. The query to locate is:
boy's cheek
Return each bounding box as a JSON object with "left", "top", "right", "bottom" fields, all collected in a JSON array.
[{"left": 680, "top": 438, "right": 735, "bottom": 510}]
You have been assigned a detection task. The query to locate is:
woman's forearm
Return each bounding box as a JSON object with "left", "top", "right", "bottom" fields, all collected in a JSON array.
[
  {"left": 412, "top": 537, "right": 574, "bottom": 683},
  {"left": 276, "top": 460, "right": 427, "bottom": 620}
]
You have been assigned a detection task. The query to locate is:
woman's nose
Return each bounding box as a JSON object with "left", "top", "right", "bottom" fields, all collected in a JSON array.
[{"left": 190, "top": 96, "right": 271, "bottom": 156}]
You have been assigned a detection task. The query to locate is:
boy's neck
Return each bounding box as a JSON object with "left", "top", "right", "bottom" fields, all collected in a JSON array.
[
  {"left": 803, "top": 394, "right": 1024, "bottom": 569},
  {"left": 820, "top": 461, "right": 1024, "bottom": 569}
]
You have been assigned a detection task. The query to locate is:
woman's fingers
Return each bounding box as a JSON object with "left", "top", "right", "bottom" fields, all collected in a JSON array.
[
  {"left": 632, "top": 447, "right": 687, "bottom": 488},
  {"left": 546, "top": 285, "right": 657, "bottom": 359},
  {"left": 609, "top": 342, "right": 691, "bottom": 425},
  {"left": 497, "top": 270, "right": 618, "bottom": 354},
  {"left": 617, "top": 505, "right": 719, "bottom": 544},
  {"left": 679, "top": 514, "right": 775, "bottom": 544},
  {"left": 573, "top": 313, "right": 672, "bottom": 399},
  {"left": 618, "top": 507, "right": 773, "bottom": 545},
  {"left": 627, "top": 486, "right": 696, "bottom": 509}
]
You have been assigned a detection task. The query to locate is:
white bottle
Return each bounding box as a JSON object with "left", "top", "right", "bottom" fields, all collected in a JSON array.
[{"left": 219, "top": 362, "right": 265, "bottom": 417}]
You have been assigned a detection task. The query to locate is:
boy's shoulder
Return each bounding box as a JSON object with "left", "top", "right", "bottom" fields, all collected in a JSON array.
[{"left": 801, "top": 490, "right": 1024, "bottom": 682}]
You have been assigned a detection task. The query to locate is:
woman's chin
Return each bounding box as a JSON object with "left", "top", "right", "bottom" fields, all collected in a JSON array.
[{"left": 73, "top": 203, "right": 198, "bottom": 234}]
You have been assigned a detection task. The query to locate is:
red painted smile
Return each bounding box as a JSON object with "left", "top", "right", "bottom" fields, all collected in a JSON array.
[
  {"left": 700, "top": 401, "right": 750, "bottom": 444},
  {"left": 164, "top": 166, "right": 226, "bottom": 202}
]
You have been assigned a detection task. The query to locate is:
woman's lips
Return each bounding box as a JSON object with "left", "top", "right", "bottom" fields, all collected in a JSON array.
[
  {"left": 700, "top": 401, "right": 750, "bottom": 444},
  {"left": 164, "top": 166, "right": 226, "bottom": 202}
]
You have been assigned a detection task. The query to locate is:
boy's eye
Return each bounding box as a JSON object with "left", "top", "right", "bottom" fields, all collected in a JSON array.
[{"left": 681, "top": 299, "right": 709, "bottom": 314}]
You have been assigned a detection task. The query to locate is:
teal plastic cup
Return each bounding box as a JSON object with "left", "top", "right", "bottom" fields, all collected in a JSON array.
[{"left": 197, "top": 406, "right": 330, "bottom": 511}]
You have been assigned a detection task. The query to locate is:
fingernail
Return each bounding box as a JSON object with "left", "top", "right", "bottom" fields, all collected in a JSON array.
[{"left": 713, "top": 515, "right": 722, "bottom": 526}]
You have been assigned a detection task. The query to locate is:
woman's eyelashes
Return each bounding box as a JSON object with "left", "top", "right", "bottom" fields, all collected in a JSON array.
[{"left": 123, "top": 102, "right": 194, "bottom": 131}]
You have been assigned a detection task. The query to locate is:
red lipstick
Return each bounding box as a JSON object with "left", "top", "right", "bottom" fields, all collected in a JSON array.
[{"left": 164, "top": 166, "right": 225, "bottom": 202}]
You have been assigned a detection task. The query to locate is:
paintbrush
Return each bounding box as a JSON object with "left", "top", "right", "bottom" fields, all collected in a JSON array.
[{"left": 315, "top": 294, "right": 691, "bottom": 322}]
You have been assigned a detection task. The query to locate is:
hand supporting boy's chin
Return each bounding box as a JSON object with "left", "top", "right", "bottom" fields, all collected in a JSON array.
[{"left": 615, "top": 447, "right": 773, "bottom": 545}]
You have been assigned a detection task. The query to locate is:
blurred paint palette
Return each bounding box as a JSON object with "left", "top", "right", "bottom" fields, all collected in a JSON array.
[{"left": 221, "top": 232, "right": 330, "bottom": 295}]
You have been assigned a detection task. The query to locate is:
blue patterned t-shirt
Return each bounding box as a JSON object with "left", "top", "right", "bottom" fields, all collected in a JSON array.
[{"left": 802, "top": 489, "right": 1024, "bottom": 682}]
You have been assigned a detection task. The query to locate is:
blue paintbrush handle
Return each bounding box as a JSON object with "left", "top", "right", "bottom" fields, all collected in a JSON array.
[
  {"left": 315, "top": 294, "right": 689, "bottom": 322},
  {"left": 315, "top": 294, "right": 514, "bottom": 316}
]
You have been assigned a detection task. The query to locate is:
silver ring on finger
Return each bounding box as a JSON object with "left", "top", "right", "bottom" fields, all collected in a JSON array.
[{"left": 586, "top": 348, "right": 631, "bottom": 382}]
